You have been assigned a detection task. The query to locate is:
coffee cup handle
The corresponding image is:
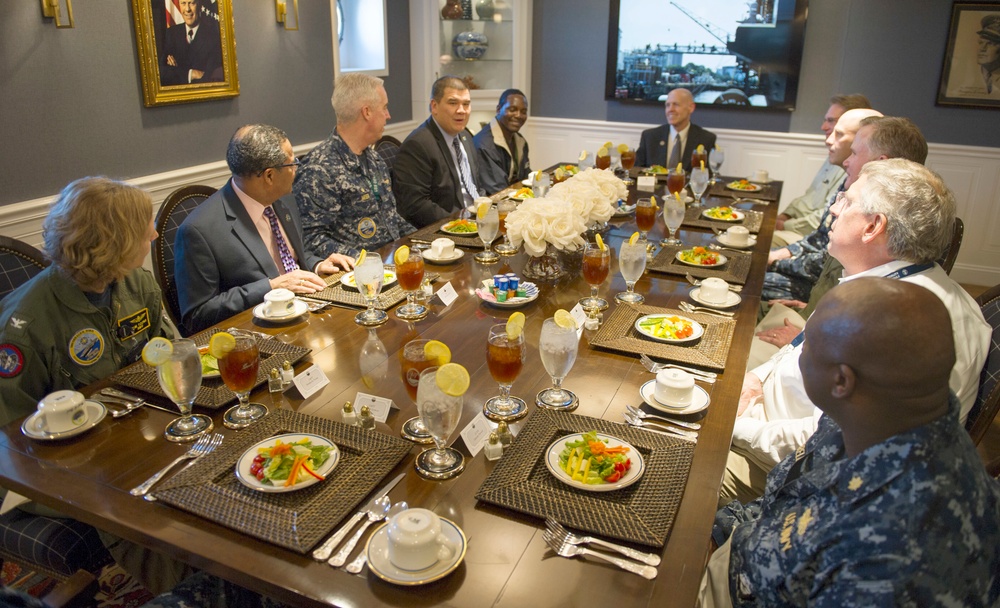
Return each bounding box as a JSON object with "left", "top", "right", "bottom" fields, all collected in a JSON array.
[
  {"left": 436, "top": 534, "right": 457, "bottom": 562},
  {"left": 33, "top": 415, "right": 48, "bottom": 433}
]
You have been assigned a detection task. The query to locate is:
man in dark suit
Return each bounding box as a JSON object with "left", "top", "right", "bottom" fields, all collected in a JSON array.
[
  {"left": 160, "top": 0, "right": 223, "bottom": 86},
  {"left": 174, "top": 124, "right": 353, "bottom": 333},
  {"left": 393, "top": 76, "right": 484, "bottom": 228},
  {"left": 635, "top": 88, "right": 716, "bottom": 171}
]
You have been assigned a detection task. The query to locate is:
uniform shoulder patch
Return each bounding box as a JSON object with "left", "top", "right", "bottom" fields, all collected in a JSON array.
[{"left": 0, "top": 344, "right": 24, "bottom": 377}]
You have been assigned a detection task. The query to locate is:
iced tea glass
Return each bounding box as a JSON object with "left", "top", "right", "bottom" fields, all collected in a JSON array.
[
  {"left": 400, "top": 339, "right": 435, "bottom": 444},
  {"left": 667, "top": 167, "right": 686, "bottom": 199},
  {"left": 620, "top": 146, "right": 636, "bottom": 185},
  {"left": 484, "top": 323, "right": 527, "bottom": 421},
  {"left": 494, "top": 199, "right": 517, "bottom": 256},
  {"left": 220, "top": 329, "right": 267, "bottom": 429},
  {"left": 579, "top": 242, "right": 610, "bottom": 313},
  {"left": 396, "top": 249, "right": 427, "bottom": 320}
]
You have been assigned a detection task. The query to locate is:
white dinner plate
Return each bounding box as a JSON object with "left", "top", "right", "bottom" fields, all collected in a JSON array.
[
  {"left": 235, "top": 433, "right": 340, "bottom": 493},
  {"left": 252, "top": 299, "right": 308, "bottom": 322},
  {"left": 725, "top": 181, "right": 763, "bottom": 192},
  {"left": 521, "top": 178, "right": 533, "bottom": 187},
  {"left": 612, "top": 203, "right": 636, "bottom": 218},
  {"left": 439, "top": 220, "right": 478, "bottom": 236},
  {"left": 674, "top": 249, "right": 728, "bottom": 268},
  {"left": 22, "top": 401, "right": 107, "bottom": 441},
  {"left": 689, "top": 287, "right": 742, "bottom": 309},
  {"left": 701, "top": 208, "right": 745, "bottom": 222},
  {"left": 640, "top": 381, "right": 711, "bottom": 415},
  {"left": 634, "top": 314, "right": 704, "bottom": 344},
  {"left": 714, "top": 234, "right": 757, "bottom": 250},
  {"left": 366, "top": 518, "right": 467, "bottom": 585},
  {"left": 544, "top": 433, "right": 645, "bottom": 492},
  {"left": 340, "top": 270, "right": 398, "bottom": 291},
  {"left": 475, "top": 280, "right": 539, "bottom": 308},
  {"left": 423, "top": 249, "right": 465, "bottom": 264}
]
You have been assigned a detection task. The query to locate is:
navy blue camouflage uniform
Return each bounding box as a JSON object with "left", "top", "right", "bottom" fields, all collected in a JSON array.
[
  {"left": 713, "top": 395, "right": 1000, "bottom": 607},
  {"left": 293, "top": 132, "right": 414, "bottom": 258}
]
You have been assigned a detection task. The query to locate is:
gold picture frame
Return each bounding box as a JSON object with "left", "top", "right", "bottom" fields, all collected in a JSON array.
[{"left": 131, "top": 0, "right": 239, "bottom": 107}]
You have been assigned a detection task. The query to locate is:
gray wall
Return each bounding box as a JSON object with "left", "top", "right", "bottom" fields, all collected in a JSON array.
[
  {"left": 531, "top": 0, "right": 1000, "bottom": 147},
  {"left": 0, "top": 0, "right": 412, "bottom": 207}
]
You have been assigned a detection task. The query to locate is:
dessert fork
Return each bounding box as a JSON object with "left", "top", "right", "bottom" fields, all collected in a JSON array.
[
  {"left": 545, "top": 518, "right": 660, "bottom": 566},
  {"left": 542, "top": 531, "right": 657, "bottom": 579}
]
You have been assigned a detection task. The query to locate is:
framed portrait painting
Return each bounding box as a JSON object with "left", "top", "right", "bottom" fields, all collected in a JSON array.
[
  {"left": 937, "top": 2, "right": 1000, "bottom": 109},
  {"left": 131, "top": 0, "right": 239, "bottom": 107}
]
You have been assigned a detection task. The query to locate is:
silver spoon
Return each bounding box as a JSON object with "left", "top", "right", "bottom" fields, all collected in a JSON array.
[
  {"left": 329, "top": 495, "right": 391, "bottom": 567},
  {"left": 678, "top": 301, "right": 735, "bottom": 318},
  {"left": 625, "top": 405, "right": 701, "bottom": 431},
  {"left": 345, "top": 501, "right": 409, "bottom": 574},
  {"left": 623, "top": 412, "right": 698, "bottom": 441}
]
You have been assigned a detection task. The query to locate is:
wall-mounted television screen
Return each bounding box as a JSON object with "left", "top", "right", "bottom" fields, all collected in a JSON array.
[{"left": 606, "top": 0, "right": 810, "bottom": 110}]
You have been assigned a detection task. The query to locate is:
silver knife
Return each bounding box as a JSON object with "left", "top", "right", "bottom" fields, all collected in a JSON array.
[
  {"left": 97, "top": 388, "right": 180, "bottom": 416},
  {"left": 311, "top": 472, "right": 405, "bottom": 561}
]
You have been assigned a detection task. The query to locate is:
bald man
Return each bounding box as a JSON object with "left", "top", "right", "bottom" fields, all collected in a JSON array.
[
  {"left": 701, "top": 278, "right": 1000, "bottom": 607},
  {"left": 635, "top": 88, "right": 716, "bottom": 171}
]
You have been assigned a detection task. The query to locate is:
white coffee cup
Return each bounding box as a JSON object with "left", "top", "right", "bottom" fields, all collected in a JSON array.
[
  {"left": 654, "top": 369, "right": 695, "bottom": 407},
  {"left": 36, "top": 390, "right": 87, "bottom": 434},
  {"left": 386, "top": 508, "right": 458, "bottom": 571},
  {"left": 263, "top": 288, "right": 295, "bottom": 317},
  {"left": 699, "top": 277, "right": 730, "bottom": 304},
  {"left": 726, "top": 225, "right": 750, "bottom": 246},
  {"left": 752, "top": 169, "right": 769, "bottom": 183},
  {"left": 431, "top": 238, "right": 456, "bottom": 259}
]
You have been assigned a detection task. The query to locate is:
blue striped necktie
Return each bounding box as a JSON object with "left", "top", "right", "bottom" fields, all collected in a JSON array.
[{"left": 453, "top": 137, "right": 478, "bottom": 199}]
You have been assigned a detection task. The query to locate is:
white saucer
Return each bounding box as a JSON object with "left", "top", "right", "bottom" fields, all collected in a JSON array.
[
  {"left": 366, "top": 518, "right": 467, "bottom": 585},
  {"left": 715, "top": 234, "right": 756, "bottom": 249},
  {"left": 690, "top": 287, "right": 742, "bottom": 309},
  {"left": 521, "top": 178, "right": 532, "bottom": 186},
  {"left": 252, "top": 299, "right": 308, "bottom": 322},
  {"left": 423, "top": 249, "right": 465, "bottom": 264},
  {"left": 640, "top": 381, "right": 710, "bottom": 415},
  {"left": 22, "top": 401, "right": 107, "bottom": 441}
]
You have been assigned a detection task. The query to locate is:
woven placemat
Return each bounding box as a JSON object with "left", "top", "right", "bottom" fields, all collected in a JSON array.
[
  {"left": 589, "top": 303, "right": 735, "bottom": 371},
  {"left": 648, "top": 245, "right": 752, "bottom": 285},
  {"left": 707, "top": 177, "right": 780, "bottom": 202},
  {"left": 309, "top": 270, "right": 439, "bottom": 310},
  {"left": 153, "top": 409, "right": 413, "bottom": 554},
  {"left": 684, "top": 206, "right": 763, "bottom": 234},
  {"left": 475, "top": 409, "right": 694, "bottom": 548},
  {"left": 111, "top": 329, "right": 310, "bottom": 409},
  {"left": 407, "top": 219, "right": 489, "bottom": 249}
]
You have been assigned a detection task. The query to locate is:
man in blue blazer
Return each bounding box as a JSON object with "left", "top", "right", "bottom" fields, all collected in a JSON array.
[
  {"left": 635, "top": 88, "right": 717, "bottom": 172},
  {"left": 174, "top": 124, "right": 354, "bottom": 333},
  {"left": 393, "top": 76, "right": 484, "bottom": 228}
]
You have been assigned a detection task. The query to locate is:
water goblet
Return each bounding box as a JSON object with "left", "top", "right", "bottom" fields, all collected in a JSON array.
[
  {"left": 400, "top": 339, "right": 436, "bottom": 444},
  {"left": 395, "top": 249, "right": 427, "bottom": 321},
  {"left": 484, "top": 323, "right": 527, "bottom": 421},
  {"left": 494, "top": 199, "right": 518, "bottom": 256},
  {"left": 160, "top": 338, "right": 213, "bottom": 442},
  {"left": 536, "top": 318, "right": 580, "bottom": 411},
  {"left": 709, "top": 146, "right": 725, "bottom": 184},
  {"left": 690, "top": 166, "right": 709, "bottom": 205},
  {"left": 616, "top": 240, "right": 647, "bottom": 304},
  {"left": 414, "top": 366, "right": 465, "bottom": 480},
  {"left": 475, "top": 204, "right": 500, "bottom": 263},
  {"left": 578, "top": 242, "right": 610, "bottom": 313},
  {"left": 662, "top": 194, "right": 685, "bottom": 247},
  {"left": 220, "top": 329, "right": 267, "bottom": 429},
  {"left": 354, "top": 253, "right": 388, "bottom": 326}
]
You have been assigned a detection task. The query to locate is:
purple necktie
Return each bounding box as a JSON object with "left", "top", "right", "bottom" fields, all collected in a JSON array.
[{"left": 263, "top": 206, "right": 298, "bottom": 274}]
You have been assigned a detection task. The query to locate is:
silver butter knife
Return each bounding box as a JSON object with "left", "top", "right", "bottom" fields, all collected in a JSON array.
[
  {"left": 312, "top": 472, "right": 405, "bottom": 561},
  {"left": 97, "top": 388, "right": 179, "bottom": 416}
]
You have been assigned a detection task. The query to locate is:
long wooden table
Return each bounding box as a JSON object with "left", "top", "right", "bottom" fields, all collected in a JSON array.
[{"left": 0, "top": 179, "right": 778, "bottom": 607}]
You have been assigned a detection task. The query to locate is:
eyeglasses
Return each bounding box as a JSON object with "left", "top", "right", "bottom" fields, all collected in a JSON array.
[{"left": 257, "top": 158, "right": 301, "bottom": 176}]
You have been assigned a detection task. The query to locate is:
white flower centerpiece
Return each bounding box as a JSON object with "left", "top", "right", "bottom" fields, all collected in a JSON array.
[{"left": 505, "top": 168, "right": 626, "bottom": 280}]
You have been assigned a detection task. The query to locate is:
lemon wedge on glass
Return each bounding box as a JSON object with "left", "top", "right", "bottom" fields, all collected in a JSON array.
[
  {"left": 629, "top": 232, "right": 640, "bottom": 246},
  {"left": 357, "top": 249, "right": 367, "bottom": 265},
  {"left": 595, "top": 234, "right": 606, "bottom": 251},
  {"left": 208, "top": 331, "right": 236, "bottom": 360},
  {"left": 436, "top": 362, "right": 470, "bottom": 397},
  {"left": 141, "top": 337, "right": 173, "bottom": 366},
  {"left": 554, "top": 309, "right": 577, "bottom": 330},
  {"left": 394, "top": 245, "right": 410, "bottom": 265},
  {"left": 506, "top": 311, "right": 525, "bottom": 340},
  {"left": 477, "top": 202, "right": 491, "bottom": 219},
  {"left": 423, "top": 340, "right": 452, "bottom": 366}
]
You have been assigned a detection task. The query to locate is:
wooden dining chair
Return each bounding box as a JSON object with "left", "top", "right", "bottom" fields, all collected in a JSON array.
[
  {"left": 375, "top": 135, "right": 402, "bottom": 172},
  {"left": 153, "top": 185, "right": 217, "bottom": 331},
  {"left": 966, "top": 282, "right": 1000, "bottom": 445},
  {"left": 0, "top": 236, "right": 49, "bottom": 301},
  {"left": 937, "top": 217, "right": 964, "bottom": 275}
]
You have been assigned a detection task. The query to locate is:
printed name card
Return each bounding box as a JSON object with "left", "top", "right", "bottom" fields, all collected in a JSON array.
[
  {"left": 290, "top": 364, "right": 329, "bottom": 399},
  {"left": 637, "top": 175, "right": 656, "bottom": 191},
  {"left": 458, "top": 412, "right": 494, "bottom": 457},
  {"left": 570, "top": 304, "right": 588, "bottom": 340},
  {"left": 353, "top": 392, "right": 395, "bottom": 423},
  {"left": 434, "top": 282, "right": 459, "bottom": 307}
]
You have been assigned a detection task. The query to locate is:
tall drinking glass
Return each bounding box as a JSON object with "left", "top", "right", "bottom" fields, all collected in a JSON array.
[
  {"left": 620, "top": 146, "right": 636, "bottom": 185},
  {"left": 579, "top": 242, "right": 610, "bottom": 312},
  {"left": 484, "top": 323, "right": 527, "bottom": 421},
  {"left": 690, "top": 166, "right": 709, "bottom": 205},
  {"left": 616, "top": 240, "right": 647, "bottom": 304},
  {"left": 475, "top": 204, "right": 500, "bottom": 263},
  {"left": 691, "top": 148, "right": 708, "bottom": 172},
  {"left": 662, "top": 195, "right": 685, "bottom": 246},
  {"left": 220, "top": 330, "right": 267, "bottom": 429},
  {"left": 399, "top": 339, "right": 436, "bottom": 444},
  {"left": 635, "top": 197, "right": 656, "bottom": 245},
  {"left": 494, "top": 199, "right": 517, "bottom": 256},
  {"left": 709, "top": 146, "right": 725, "bottom": 184},
  {"left": 595, "top": 150, "right": 611, "bottom": 170},
  {"left": 666, "top": 167, "right": 686, "bottom": 199},
  {"left": 160, "top": 339, "right": 212, "bottom": 442},
  {"left": 414, "top": 367, "right": 465, "bottom": 479},
  {"left": 536, "top": 319, "right": 580, "bottom": 410},
  {"left": 396, "top": 249, "right": 427, "bottom": 320},
  {"left": 354, "top": 253, "right": 388, "bottom": 326}
]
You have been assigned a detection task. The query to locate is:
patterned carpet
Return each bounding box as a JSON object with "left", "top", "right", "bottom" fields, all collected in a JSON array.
[{"left": 2, "top": 560, "right": 154, "bottom": 607}]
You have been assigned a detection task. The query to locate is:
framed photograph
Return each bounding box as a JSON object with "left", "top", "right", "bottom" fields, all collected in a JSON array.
[
  {"left": 605, "top": 0, "right": 809, "bottom": 110},
  {"left": 937, "top": 3, "right": 1000, "bottom": 109},
  {"left": 131, "top": 0, "right": 239, "bottom": 107}
]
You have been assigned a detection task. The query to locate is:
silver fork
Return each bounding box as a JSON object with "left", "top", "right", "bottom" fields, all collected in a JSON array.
[
  {"left": 130, "top": 433, "right": 223, "bottom": 497},
  {"left": 678, "top": 301, "right": 735, "bottom": 318},
  {"left": 638, "top": 353, "right": 717, "bottom": 382},
  {"left": 329, "top": 496, "right": 391, "bottom": 567},
  {"left": 623, "top": 413, "right": 698, "bottom": 440},
  {"left": 545, "top": 518, "right": 660, "bottom": 566},
  {"left": 625, "top": 405, "right": 701, "bottom": 430},
  {"left": 542, "top": 531, "right": 657, "bottom": 579},
  {"left": 685, "top": 273, "right": 742, "bottom": 293},
  {"left": 708, "top": 243, "right": 748, "bottom": 255}
]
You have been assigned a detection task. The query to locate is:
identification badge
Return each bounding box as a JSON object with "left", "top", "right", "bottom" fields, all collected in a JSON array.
[
  {"left": 116, "top": 307, "right": 151, "bottom": 340},
  {"left": 69, "top": 329, "right": 104, "bottom": 366},
  {"left": 357, "top": 217, "right": 377, "bottom": 239}
]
